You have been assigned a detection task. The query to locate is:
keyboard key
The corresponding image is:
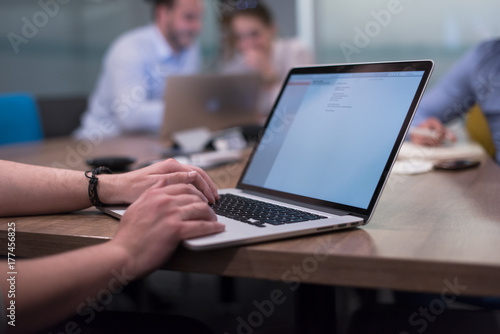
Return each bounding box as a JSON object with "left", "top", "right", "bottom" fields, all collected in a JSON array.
[{"left": 212, "top": 194, "right": 327, "bottom": 227}]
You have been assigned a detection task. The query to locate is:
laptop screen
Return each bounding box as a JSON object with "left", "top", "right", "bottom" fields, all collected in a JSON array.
[{"left": 239, "top": 62, "right": 432, "bottom": 217}]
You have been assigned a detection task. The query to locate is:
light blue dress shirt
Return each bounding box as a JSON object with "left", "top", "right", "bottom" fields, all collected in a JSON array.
[
  {"left": 412, "top": 39, "right": 500, "bottom": 163},
  {"left": 73, "top": 24, "right": 201, "bottom": 139}
]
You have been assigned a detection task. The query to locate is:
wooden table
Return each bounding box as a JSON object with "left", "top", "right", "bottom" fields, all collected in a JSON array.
[{"left": 1, "top": 136, "right": 500, "bottom": 299}]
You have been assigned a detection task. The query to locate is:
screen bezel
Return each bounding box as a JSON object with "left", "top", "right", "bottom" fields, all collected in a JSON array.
[{"left": 236, "top": 60, "right": 434, "bottom": 221}]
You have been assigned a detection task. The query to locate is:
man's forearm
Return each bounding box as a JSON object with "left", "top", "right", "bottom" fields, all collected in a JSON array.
[
  {"left": 0, "top": 161, "right": 129, "bottom": 216},
  {"left": 1, "top": 242, "right": 131, "bottom": 333},
  {"left": 0, "top": 161, "right": 92, "bottom": 216}
]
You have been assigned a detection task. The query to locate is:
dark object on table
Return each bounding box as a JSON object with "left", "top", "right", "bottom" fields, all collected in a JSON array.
[
  {"left": 434, "top": 159, "right": 481, "bottom": 171},
  {"left": 86, "top": 156, "right": 136, "bottom": 172}
]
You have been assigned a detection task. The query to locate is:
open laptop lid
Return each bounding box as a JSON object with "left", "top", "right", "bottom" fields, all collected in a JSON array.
[
  {"left": 236, "top": 60, "right": 434, "bottom": 222},
  {"left": 161, "top": 73, "right": 261, "bottom": 138}
]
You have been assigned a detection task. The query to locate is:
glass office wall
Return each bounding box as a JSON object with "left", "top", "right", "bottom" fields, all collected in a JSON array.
[
  {"left": 2, "top": 0, "right": 499, "bottom": 96},
  {"left": 0, "top": 0, "right": 229, "bottom": 96},
  {"left": 0, "top": 0, "right": 295, "bottom": 97},
  {"left": 311, "top": 0, "right": 500, "bottom": 86},
  {"left": 0, "top": 0, "right": 152, "bottom": 96}
]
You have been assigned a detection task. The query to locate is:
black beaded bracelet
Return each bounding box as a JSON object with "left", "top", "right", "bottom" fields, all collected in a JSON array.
[{"left": 85, "top": 167, "right": 112, "bottom": 207}]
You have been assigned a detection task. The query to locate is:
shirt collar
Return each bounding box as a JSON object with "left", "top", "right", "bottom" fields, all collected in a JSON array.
[
  {"left": 151, "top": 23, "right": 198, "bottom": 65},
  {"left": 152, "top": 24, "right": 177, "bottom": 62}
]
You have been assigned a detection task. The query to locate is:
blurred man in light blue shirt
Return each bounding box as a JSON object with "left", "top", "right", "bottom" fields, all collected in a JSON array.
[
  {"left": 410, "top": 39, "right": 500, "bottom": 164},
  {"left": 74, "top": 0, "right": 204, "bottom": 139}
]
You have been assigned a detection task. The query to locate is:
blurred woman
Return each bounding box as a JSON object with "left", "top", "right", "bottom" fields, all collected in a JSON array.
[{"left": 222, "top": 2, "right": 314, "bottom": 120}]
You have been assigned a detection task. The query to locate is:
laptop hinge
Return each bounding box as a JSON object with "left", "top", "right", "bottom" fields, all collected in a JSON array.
[{"left": 241, "top": 190, "right": 351, "bottom": 216}]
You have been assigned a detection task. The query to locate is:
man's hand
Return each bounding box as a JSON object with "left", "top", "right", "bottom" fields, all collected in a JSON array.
[
  {"left": 99, "top": 159, "right": 219, "bottom": 205},
  {"left": 410, "top": 117, "right": 457, "bottom": 146},
  {"left": 111, "top": 182, "right": 225, "bottom": 277}
]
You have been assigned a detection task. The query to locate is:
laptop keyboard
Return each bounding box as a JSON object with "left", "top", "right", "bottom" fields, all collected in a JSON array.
[{"left": 211, "top": 194, "right": 327, "bottom": 228}]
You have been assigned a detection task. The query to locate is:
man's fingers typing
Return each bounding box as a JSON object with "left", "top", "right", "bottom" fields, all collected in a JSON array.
[
  {"left": 179, "top": 202, "right": 217, "bottom": 222},
  {"left": 189, "top": 166, "right": 219, "bottom": 201},
  {"left": 153, "top": 182, "right": 207, "bottom": 202},
  {"left": 188, "top": 170, "right": 217, "bottom": 204},
  {"left": 159, "top": 171, "right": 216, "bottom": 203}
]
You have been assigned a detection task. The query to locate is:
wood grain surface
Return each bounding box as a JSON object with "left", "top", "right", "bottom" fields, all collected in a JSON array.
[{"left": 1, "top": 137, "right": 499, "bottom": 296}]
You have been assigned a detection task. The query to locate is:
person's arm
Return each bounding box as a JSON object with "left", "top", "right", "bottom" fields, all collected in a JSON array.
[
  {"left": 243, "top": 48, "right": 279, "bottom": 85},
  {"left": 104, "top": 40, "right": 165, "bottom": 133},
  {"left": 411, "top": 46, "right": 479, "bottom": 145},
  {"left": 0, "top": 182, "right": 224, "bottom": 333},
  {"left": 0, "top": 159, "right": 218, "bottom": 217},
  {"left": 410, "top": 117, "right": 457, "bottom": 146}
]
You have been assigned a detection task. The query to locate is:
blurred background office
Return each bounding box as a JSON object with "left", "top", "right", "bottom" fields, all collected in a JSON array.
[
  {"left": 3, "top": 0, "right": 500, "bottom": 97},
  {"left": 3, "top": 0, "right": 500, "bottom": 142},
  {"left": 2, "top": 0, "right": 500, "bottom": 139}
]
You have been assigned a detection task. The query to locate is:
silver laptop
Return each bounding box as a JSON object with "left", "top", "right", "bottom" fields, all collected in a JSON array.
[
  {"left": 161, "top": 73, "right": 261, "bottom": 138},
  {"left": 105, "top": 60, "right": 434, "bottom": 251}
]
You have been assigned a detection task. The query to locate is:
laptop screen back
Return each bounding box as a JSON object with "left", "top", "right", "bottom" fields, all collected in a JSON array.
[{"left": 239, "top": 61, "right": 433, "bottom": 217}]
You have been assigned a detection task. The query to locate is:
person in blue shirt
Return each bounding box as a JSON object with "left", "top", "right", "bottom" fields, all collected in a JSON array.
[
  {"left": 410, "top": 39, "right": 500, "bottom": 164},
  {"left": 73, "top": 0, "right": 204, "bottom": 140}
]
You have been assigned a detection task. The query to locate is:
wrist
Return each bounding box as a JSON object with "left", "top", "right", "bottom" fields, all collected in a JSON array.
[
  {"left": 96, "top": 174, "right": 127, "bottom": 205},
  {"left": 109, "top": 233, "right": 153, "bottom": 278},
  {"left": 101, "top": 241, "right": 139, "bottom": 279}
]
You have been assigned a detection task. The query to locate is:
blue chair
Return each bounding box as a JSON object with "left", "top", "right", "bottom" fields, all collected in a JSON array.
[{"left": 0, "top": 93, "right": 43, "bottom": 146}]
